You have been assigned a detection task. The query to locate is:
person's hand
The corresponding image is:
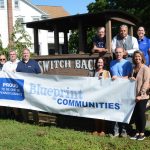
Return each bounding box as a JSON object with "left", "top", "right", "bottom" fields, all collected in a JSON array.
[
  {"left": 98, "top": 75, "right": 103, "bottom": 79},
  {"left": 136, "top": 96, "right": 141, "bottom": 102},
  {"left": 130, "top": 77, "right": 136, "bottom": 81},
  {"left": 92, "top": 46, "right": 98, "bottom": 53},
  {"left": 104, "top": 49, "right": 108, "bottom": 52},
  {"left": 112, "top": 76, "right": 117, "bottom": 80}
]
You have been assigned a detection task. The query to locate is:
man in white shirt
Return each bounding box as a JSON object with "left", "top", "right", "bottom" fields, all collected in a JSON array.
[
  {"left": 2, "top": 50, "right": 19, "bottom": 72},
  {"left": 2, "top": 50, "right": 19, "bottom": 119},
  {"left": 112, "top": 25, "right": 139, "bottom": 59}
]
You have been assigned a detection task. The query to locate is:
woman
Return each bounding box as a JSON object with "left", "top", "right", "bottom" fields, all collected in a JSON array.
[
  {"left": 130, "top": 51, "right": 150, "bottom": 140},
  {"left": 90, "top": 57, "right": 110, "bottom": 136}
]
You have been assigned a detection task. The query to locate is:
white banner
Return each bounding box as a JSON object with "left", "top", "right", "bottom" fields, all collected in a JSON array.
[{"left": 0, "top": 71, "right": 136, "bottom": 123}]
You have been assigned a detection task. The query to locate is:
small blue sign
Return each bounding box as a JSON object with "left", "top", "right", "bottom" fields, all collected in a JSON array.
[{"left": 0, "top": 78, "right": 24, "bottom": 101}]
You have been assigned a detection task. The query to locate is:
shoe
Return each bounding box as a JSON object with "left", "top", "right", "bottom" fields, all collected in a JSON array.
[
  {"left": 98, "top": 131, "right": 105, "bottom": 136},
  {"left": 137, "top": 135, "right": 145, "bottom": 141},
  {"left": 109, "top": 133, "right": 119, "bottom": 138},
  {"left": 91, "top": 131, "right": 99, "bottom": 136},
  {"left": 130, "top": 134, "right": 139, "bottom": 140},
  {"left": 120, "top": 132, "right": 127, "bottom": 138}
]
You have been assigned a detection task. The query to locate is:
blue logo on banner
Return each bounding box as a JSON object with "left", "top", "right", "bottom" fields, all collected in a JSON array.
[{"left": 0, "top": 78, "right": 24, "bottom": 101}]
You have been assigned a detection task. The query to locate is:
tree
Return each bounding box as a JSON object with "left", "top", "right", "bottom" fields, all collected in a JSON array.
[
  {"left": 69, "top": 0, "right": 110, "bottom": 52},
  {"left": 87, "top": 0, "right": 150, "bottom": 35},
  {"left": 69, "top": 0, "right": 150, "bottom": 52},
  {"left": 87, "top": 0, "right": 111, "bottom": 13},
  {"left": 68, "top": 30, "right": 79, "bottom": 53},
  {"left": 0, "top": 34, "right": 9, "bottom": 58},
  {"left": 9, "top": 19, "right": 32, "bottom": 59},
  {"left": 0, "top": 34, "right": 3, "bottom": 52}
]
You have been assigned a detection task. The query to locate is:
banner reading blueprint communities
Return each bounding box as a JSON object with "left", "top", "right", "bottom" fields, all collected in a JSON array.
[{"left": 0, "top": 71, "right": 136, "bottom": 123}]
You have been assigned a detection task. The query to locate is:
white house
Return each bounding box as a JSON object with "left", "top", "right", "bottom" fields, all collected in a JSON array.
[{"left": 0, "top": 0, "right": 70, "bottom": 55}]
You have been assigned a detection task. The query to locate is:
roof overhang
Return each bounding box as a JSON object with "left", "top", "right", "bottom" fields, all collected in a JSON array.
[{"left": 24, "top": 10, "right": 141, "bottom": 32}]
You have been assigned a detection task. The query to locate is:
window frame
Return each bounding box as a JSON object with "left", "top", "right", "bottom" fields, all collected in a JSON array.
[{"left": 0, "top": 0, "right": 5, "bottom": 9}]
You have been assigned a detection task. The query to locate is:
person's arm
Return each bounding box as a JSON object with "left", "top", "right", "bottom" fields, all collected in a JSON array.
[
  {"left": 140, "top": 67, "right": 150, "bottom": 92},
  {"left": 92, "top": 43, "right": 107, "bottom": 53},
  {"left": 136, "top": 67, "right": 150, "bottom": 101},
  {"left": 111, "top": 36, "right": 117, "bottom": 53},
  {"left": 112, "top": 75, "right": 128, "bottom": 80}
]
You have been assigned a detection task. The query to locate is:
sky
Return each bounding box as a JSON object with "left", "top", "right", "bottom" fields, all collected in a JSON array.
[{"left": 31, "top": 0, "right": 95, "bottom": 15}]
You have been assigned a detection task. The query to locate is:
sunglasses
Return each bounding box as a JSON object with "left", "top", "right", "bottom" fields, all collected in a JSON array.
[{"left": 0, "top": 59, "right": 6, "bottom": 61}]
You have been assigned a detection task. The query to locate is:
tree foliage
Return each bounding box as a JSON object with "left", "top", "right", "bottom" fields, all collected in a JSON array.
[
  {"left": 88, "top": 0, "right": 150, "bottom": 34},
  {"left": 0, "top": 34, "right": 9, "bottom": 58},
  {"left": 9, "top": 19, "right": 32, "bottom": 59},
  {"left": 69, "top": 0, "right": 150, "bottom": 51}
]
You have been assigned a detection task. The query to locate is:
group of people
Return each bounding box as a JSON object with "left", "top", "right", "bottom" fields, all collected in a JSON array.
[
  {"left": 91, "top": 25, "right": 150, "bottom": 140},
  {"left": 0, "top": 48, "right": 41, "bottom": 122},
  {"left": 0, "top": 25, "right": 149, "bottom": 141},
  {"left": 0, "top": 48, "right": 41, "bottom": 73}
]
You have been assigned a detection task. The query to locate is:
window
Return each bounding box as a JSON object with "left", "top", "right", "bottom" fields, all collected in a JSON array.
[
  {"left": 16, "top": 16, "right": 25, "bottom": 28},
  {"left": 0, "top": 0, "right": 4, "bottom": 8},
  {"left": 17, "top": 17, "right": 24, "bottom": 23},
  {"left": 14, "top": 0, "right": 19, "bottom": 9},
  {"left": 32, "top": 17, "right": 40, "bottom": 21}
]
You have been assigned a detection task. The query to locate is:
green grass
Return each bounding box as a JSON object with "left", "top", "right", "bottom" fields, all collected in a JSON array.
[{"left": 0, "top": 120, "right": 150, "bottom": 150}]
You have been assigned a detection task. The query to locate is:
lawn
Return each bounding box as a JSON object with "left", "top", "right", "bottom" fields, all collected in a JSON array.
[{"left": 0, "top": 120, "right": 150, "bottom": 150}]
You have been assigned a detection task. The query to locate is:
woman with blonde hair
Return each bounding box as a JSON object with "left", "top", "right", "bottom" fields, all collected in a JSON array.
[{"left": 130, "top": 50, "right": 150, "bottom": 140}]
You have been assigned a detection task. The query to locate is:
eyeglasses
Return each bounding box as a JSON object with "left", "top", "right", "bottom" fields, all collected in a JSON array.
[{"left": 0, "top": 59, "right": 6, "bottom": 61}]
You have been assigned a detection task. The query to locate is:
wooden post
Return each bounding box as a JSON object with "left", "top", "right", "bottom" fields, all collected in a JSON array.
[
  {"left": 105, "top": 19, "right": 112, "bottom": 54},
  {"left": 78, "top": 21, "right": 85, "bottom": 53},
  {"left": 54, "top": 25, "right": 59, "bottom": 54},
  {"left": 7, "top": 0, "right": 13, "bottom": 45},
  {"left": 129, "top": 26, "right": 133, "bottom": 36},
  {"left": 63, "top": 30, "right": 68, "bottom": 54},
  {"left": 34, "top": 28, "right": 39, "bottom": 55}
]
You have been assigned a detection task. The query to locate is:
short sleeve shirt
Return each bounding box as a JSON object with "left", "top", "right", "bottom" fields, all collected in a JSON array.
[
  {"left": 138, "top": 36, "right": 150, "bottom": 66},
  {"left": 93, "top": 36, "right": 106, "bottom": 48},
  {"left": 110, "top": 59, "right": 132, "bottom": 77},
  {"left": 16, "top": 59, "right": 41, "bottom": 74}
]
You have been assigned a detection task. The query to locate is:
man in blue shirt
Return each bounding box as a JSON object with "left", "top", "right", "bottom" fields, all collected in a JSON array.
[
  {"left": 16, "top": 48, "right": 41, "bottom": 73},
  {"left": 16, "top": 48, "right": 41, "bottom": 123},
  {"left": 110, "top": 47, "right": 132, "bottom": 137},
  {"left": 92, "top": 27, "right": 108, "bottom": 53},
  {"left": 137, "top": 26, "right": 150, "bottom": 66}
]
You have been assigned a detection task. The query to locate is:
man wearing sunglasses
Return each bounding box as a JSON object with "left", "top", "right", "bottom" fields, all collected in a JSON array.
[{"left": 0, "top": 54, "right": 7, "bottom": 70}]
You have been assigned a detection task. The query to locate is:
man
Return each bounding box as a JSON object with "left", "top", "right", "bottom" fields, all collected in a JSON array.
[
  {"left": 137, "top": 26, "right": 150, "bottom": 66},
  {"left": 2, "top": 50, "right": 19, "bottom": 72},
  {"left": 2, "top": 50, "right": 19, "bottom": 119},
  {"left": 16, "top": 48, "right": 41, "bottom": 73},
  {"left": 16, "top": 48, "right": 41, "bottom": 123},
  {"left": 112, "top": 25, "right": 139, "bottom": 60},
  {"left": 92, "top": 27, "right": 108, "bottom": 53},
  {"left": 0, "top": 54, "right": 7, "bottom": 118},
  {"left": 110, "top": 47, "right": 132, "bottom": 137}
]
